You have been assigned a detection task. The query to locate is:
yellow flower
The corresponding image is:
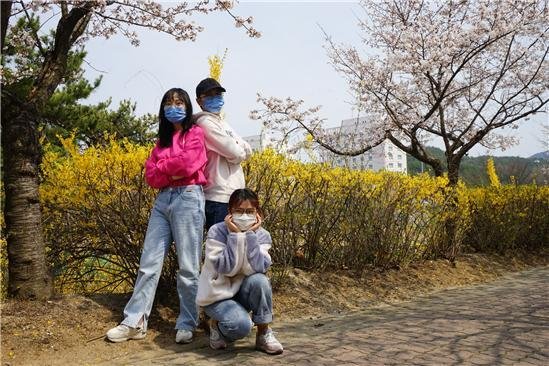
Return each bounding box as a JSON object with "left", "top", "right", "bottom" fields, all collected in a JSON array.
[{"left": 208, "top": 49, "right": 228, "bottom": 82}]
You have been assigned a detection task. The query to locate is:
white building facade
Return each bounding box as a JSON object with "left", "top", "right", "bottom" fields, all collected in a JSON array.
[
  {"left": 243, "top": 130, "right": 279, "bottom": 152},
  {"left": 319, "top": 118, "right": 407, "bottom": 174},
  {"left": 243, "top": 118, "right": 407, "bottom": 174},
  {"left": 243, "top": 134, "right": 262, "bottom": 151}
]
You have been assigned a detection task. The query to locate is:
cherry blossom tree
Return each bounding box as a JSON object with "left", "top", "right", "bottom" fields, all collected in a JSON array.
[
  {"left": 1, "top": 0, "right": 259, "bottom": 299},
  {"left": 252, "top": 0, "right": 548, "bottom": 186}
]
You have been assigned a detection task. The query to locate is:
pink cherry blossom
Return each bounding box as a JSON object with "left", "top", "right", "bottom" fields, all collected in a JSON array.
[{"left": 254, "top": 0, "right": 548, "bottom": 184}]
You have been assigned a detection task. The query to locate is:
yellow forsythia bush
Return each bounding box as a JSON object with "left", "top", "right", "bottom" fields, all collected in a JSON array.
[
  {"left": 465, "top": 185, "right": 549, "bottom": 253},
  {"left": 40, "top": 138, "right": 548, "bottom": 294},
  {"left": 41, "top": 136, "right": 159, "bottom": 294},
  {"left": 243, "top": 149, "right": 471, "bottom": 273}
]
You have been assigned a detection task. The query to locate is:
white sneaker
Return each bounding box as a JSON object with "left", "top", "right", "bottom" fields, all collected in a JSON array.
[
  {"left": 106, "top": 324, "right": 146, "bottom": 343},
  {"left": 256, "top": 328, "right": 283, "bottom": 355},
  {"left": 175, "top": 329, "right": 193, "bottom": 344}
]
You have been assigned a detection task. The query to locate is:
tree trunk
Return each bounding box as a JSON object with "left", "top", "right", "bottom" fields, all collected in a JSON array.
[
  {"left": 440, "top": 159, "right": 462, "bottom": 262},
  {"left": 1, "top": 1, "right": 12, "bottom": 51},
  {"left": 2, "top": 103, "right": 52, "bottom": 299},
  {"left": 432, "top": 163, "right": 445, "bottom": 178},
  {"left": 447, "top": 160, "right": 460, "bottom": 187},
  {"left": 1, "top": 4, "right": 94, "bottom": 300}
]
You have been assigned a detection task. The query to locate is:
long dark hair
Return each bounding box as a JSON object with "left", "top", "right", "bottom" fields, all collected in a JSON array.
[
  {"left": 228, "top": 188, "right": 263, "bottom": 217},
  {"left": 158, "top": 88, "right": 194, "bottom": 148}
]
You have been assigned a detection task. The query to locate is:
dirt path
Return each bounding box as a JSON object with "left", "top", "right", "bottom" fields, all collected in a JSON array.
[
  {"left": 2, "top": 253, "right": 547, "bottom": 365},
  {"left": 106, "top": 267, "right": 549, "bottom": 365}
]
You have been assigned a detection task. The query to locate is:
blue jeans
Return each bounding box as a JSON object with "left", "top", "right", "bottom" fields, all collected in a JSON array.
[
  {"left": 205, "top": 200, "right": 228, "bottom": 230},
  {"left": 121, "top": 185, "right": 205, "bottom": 331},
  {"left": 204, "top": 273, "right": 273, "bottom": 342}
]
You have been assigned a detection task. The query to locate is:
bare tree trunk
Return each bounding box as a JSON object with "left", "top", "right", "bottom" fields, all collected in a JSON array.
[
  {"left": 0, "top": 0, "right": 50, "bottom": 299},
  {"left": 447, "top": 160, "right": 460, "bottom": 187},
  {"left": 440, "top": 159, "right": 462, "bottom": 262},
  {"left": 432, "top": 164, "right": 445, "bottom": 178},
  {"left": 1, "top": 4, "right": 93, "bottom": 299},
  {"left": 2, "top": 103, "right": 52, "bottom": 299},
  {"left": 1, "top": 1, "right": 12, "bottom": 51}
]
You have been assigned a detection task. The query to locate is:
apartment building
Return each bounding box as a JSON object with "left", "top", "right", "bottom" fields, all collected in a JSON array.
[
  {"left": 319, "top": 118, "right": 407, "bottom": 173},
  {"left": 244, "top": 117, "right": 407, "bottom": 174}
]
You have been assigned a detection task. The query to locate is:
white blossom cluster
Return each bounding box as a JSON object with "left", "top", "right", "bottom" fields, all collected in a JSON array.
[
  {"left": 336, "top": 0, "right": 548, "bottom": 152},
  {"left": 250, "top": 94, "right": 385, "bottom": 156},
  {"left": 255, "top": 0, "right": 548, "bottom": 168},
  {"left": 4, "top": 1, "right": 260, "bottom": 82},
  {"left": 5, "top": 0, "right": 261, "bottom": 56},
  {"left": 84, "top": 0, "right": 259, "bottom": 45}
]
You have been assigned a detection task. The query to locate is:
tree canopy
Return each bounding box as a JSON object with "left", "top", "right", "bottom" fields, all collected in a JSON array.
[
  {"left": 1, "top": 0, "right": 259, "bottom": 299},
  {"left": 252, "top": 0, "right": 548, "bottom": 185}
]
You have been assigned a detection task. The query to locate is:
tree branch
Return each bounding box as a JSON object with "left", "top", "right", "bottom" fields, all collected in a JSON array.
[{"left": 19, "top": 0, "right": 46, "bottom": 57}]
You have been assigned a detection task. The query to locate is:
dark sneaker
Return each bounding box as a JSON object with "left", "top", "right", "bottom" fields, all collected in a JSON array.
[
  {"left": 209, "top": 323, "right": 227, "bottom": 350},
  {"left": 256, "top": 328, "right": 283, "bottom": 355}
]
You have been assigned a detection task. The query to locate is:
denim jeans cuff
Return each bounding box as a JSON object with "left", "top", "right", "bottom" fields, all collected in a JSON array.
[
  {"left": 175, "top": 326, "right": 195, "bottom": 331},
  {"left": 121, "top": 314, "right": 146, "bottom": 331},
  {"left": 252, "top": 313, "right": 273, "bottom": 325}
]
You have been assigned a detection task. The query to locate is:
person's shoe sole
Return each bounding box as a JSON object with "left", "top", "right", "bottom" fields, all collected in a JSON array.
[
  {"left": 176, "top": 338, "right": 193, "bottom": 344},
  {"left": 210, "top": 341, "right": 227, "bottom": 350},
  {"left": 255, "top": 346, "right": 283, "bottom": 355},
  {"left": 107, "top": 332, "right": 147, "bottom": 343}
]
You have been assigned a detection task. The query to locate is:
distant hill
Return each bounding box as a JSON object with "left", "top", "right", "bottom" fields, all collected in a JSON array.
[
  {"left": 529, "top": 151, "right": 549, "bottom": 160},
  {"left": 407, "top": 147, "right": 549, "bottom": 186}
]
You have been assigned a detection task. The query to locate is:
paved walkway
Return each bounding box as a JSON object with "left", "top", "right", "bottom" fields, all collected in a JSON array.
[{"left": 105, "top": 267, "right": 549, "bottom": 365}]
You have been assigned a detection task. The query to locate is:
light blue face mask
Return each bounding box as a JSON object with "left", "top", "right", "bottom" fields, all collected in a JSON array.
[
  {"left": 203, "top": 95, "right": 225, "bottom": 113},
  {"left": 164, "top": 106, "right": 186, "bottom": 123}
]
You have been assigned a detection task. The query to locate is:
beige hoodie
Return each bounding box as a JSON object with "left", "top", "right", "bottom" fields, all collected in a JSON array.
[
  {"left": 193, "top": 112, "right": 253, "bottom": 203},
  {"left": 196, "top": 223, "right": 272, "bottom": 307}
]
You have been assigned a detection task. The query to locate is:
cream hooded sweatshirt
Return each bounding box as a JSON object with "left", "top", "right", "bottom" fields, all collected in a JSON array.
[
  {"left": 196, "top": 222, "right": 272, "bottom": 307},
  {"left": 193, "top": 112, "right": 253, "bottom": 203}
]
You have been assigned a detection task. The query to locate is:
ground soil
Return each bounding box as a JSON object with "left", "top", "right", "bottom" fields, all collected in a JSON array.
[{"left": 1, "top": 252, "right": 548, "bottom": 365}]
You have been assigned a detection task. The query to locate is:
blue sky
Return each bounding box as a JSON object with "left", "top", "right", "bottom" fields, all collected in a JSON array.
[{"left": 83, "top": 1, "right": 547, "bottom": 157}]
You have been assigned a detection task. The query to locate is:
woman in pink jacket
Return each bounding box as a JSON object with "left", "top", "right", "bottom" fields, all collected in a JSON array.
[{"left": 107, "top": 88, "right": 207, "bottom": 345}]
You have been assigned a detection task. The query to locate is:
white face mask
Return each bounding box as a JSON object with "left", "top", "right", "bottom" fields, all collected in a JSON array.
[{"left": 232, "top": 213, "right": 256, "bottom": 231}]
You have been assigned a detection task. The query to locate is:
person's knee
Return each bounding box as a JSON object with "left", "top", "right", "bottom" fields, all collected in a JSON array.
[
  {"left": 177, "top": 266, "right": 199, "bottom": 282},
  {"left": 218, "top": 316, "right": 253, "bottom": 341},
  {"left": 137, "top": 265, "right": 160, "bottom": 279},
  {"left": 246, "top": 273, "right": 271, "bottom": 291}
]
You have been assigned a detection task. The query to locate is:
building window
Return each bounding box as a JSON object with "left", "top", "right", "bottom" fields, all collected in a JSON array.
[
  {"left": 388, "top": 153, "right": 393, "bottom": 159},
  {"left": 398, "top": 162, "right": 402, "bottom": 168},
  {"left": 388, "top": 163, "right": 394, "bottom": 168},
  {"left": 397, "top": 154, "right": 402, "bottom": 159},
  {"left": 368, "top": 164, "right": 373, "bottom": 169},
  {"left": 388, "top": 145, "right": 393, "bottom": 151}
]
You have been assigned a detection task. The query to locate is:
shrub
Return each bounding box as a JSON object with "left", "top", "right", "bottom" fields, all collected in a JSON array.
[
  {"left": 244, "top": 150, "right": 470, "bottom": 276},
  {"left": 40, "top": 139, "right": 548, "bottom": 294},
  {"left": 465, "top": 185, "right": 549, "bottom": 253},
  {"left": 41, "top": 136, "right": 162, "bottom": 294}
]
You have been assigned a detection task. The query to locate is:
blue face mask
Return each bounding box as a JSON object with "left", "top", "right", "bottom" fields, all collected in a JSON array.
[
  {"left": 203, "top": 95, "right": 225, "bottom": 113},
  {"left": 164, "top": 106, "right": 186, "bottom": 123}
]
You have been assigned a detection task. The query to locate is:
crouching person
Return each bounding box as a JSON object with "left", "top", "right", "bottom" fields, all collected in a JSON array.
[{"left": 196, "top": 188, "right": 283, "bottom": 355}]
